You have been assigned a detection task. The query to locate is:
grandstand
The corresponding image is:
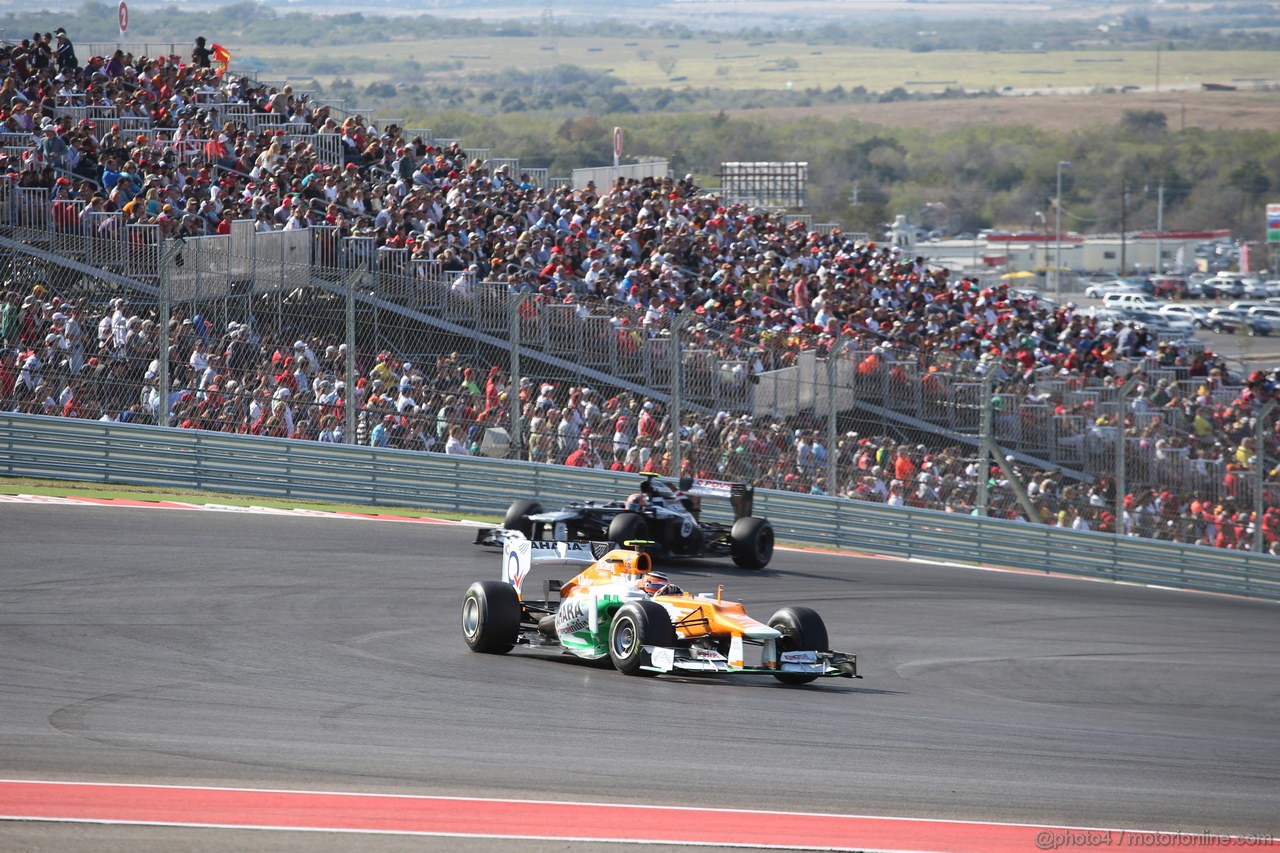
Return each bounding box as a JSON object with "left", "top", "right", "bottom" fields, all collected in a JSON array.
[{"left": 2, "top": 31, "right": 1277, "bottom": 553}]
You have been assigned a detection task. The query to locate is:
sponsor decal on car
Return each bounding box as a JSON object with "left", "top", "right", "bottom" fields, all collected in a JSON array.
[
  {"left": 555, "top": 599, "right": 590, "bottom": 635},
  {"left": 780, "top": 651, "right": 818, "bottom": 664},
  {"left": 531, "top": 539, "right": 590, "bottom": 551}
]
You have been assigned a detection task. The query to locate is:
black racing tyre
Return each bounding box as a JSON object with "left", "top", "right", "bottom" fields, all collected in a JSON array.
[
  {"left": 671, "top": 521, "right": 705, "bottom": 557},
  {"left": 768, "top": 606, "right": 829, "bottom": 685},
  {"left": 504, "top": 499, "right": 543, "bottom": 536},
  {"left": 608, "top": 601, "right": 676, "bottom": 676},
  {"left": 608, "top": 511, "right": 649, "bottom": 547},
  {"left": 730, "top": 516, "right": 775, "bottom": 569},
  {"left": 461, "top": 580, "right": 520, "bottom": 654}
]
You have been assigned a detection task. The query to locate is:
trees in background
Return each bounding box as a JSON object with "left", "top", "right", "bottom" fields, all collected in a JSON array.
[{"left": 425, "top": 109, "right": 1280, "bottom": 241}]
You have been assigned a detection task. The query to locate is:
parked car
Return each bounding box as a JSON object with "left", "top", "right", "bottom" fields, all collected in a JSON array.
[
  {"left": 1085, "top": 279, "right": 1144, "bottom": 299},
  {"left": 1202, "top": 277, "right": 1242, "bottom": 299},
  {"left": 1246, "top": 305, "right": 1280, "bottom": 324},
  {"left": 1121, "top": 275, "right": 1156, "bottom": 294},
  {"left": 1205, "top": 307, "right": 1272, "bottom": 336},
  {"left": 1149, "top": 276, "right": 1190, "bottom": 299},
  {"left": 1203, "top": 274, "right": 1262, "bottom": 300},
  {"left": 1227, "top": 301, "right": 1268, "bottom": 314},
  {"left": 1241, "top": 279, "right": 1273, "bottom": 298},
  {"left": 1119, "top": 309, "right": 1195, "bottom": 339},
  {"left": 1158, "top": 303, "right": 1211, "bottom": 328},
  {"left": 1103, "top": 292, "right": 1163, "bottom": 311}
]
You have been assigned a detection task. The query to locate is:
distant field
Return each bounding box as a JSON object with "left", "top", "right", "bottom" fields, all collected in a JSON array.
[
  {"left": 739, "top": 88, "right": 1280, "bottom": 133},
  {"left": 238, "top": 36, "right": 1280, "bottom": 96}
]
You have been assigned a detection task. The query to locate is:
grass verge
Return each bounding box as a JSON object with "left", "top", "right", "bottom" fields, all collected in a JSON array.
[{"left": 0, "top": 476, "right": 486, "bottom": 522}]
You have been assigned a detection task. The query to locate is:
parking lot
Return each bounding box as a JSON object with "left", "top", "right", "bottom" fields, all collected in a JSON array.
[{"left": 1071, "top": 291, "right": 1280, "bottom": 368}]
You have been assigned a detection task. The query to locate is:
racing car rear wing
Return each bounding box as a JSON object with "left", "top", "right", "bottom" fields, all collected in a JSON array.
[{"left": 680, "top": 477, "right": 754, "bottom": 519}]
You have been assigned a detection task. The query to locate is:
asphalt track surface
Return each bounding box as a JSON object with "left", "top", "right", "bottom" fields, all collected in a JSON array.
[{"left": 1, "top": 502, "right": 1278, "bottom": 851}]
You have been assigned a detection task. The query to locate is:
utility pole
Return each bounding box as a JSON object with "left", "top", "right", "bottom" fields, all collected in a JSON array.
[
  {"left": 1120, "top": 182, "right": 1128, "bottom": 275},
  {"left": 532, "top": 1, "right": 558, "bottom": 99},
  {"left": 1155, "top": 181, "right": 1165, "bottom": 275},
  {"left": 1055, "top": 161, "right": 1071, "bottom": 300}
]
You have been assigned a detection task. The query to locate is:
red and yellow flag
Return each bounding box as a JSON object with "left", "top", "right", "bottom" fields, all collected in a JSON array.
[{"left": 211, "top": 44, "right": 231, "bottom": 76}]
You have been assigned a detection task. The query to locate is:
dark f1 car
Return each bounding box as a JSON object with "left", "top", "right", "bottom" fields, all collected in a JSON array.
[{"left": 474, "top": 474, "right": 776, "bottom": 569}]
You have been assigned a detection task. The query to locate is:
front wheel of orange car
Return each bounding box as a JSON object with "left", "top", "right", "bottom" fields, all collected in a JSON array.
[
  {"left": 608, "top": 601, "right": 675, "bottom": 676},
  {"left": 769, "top": 606, "right": 828, "bottom": 685}
]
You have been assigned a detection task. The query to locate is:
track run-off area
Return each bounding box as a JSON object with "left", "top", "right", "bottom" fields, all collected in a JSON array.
[{"left": 1, "top": 495, "right": 1276, "bottom": 852}]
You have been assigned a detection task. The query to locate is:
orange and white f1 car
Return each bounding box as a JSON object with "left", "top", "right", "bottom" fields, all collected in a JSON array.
[{"left": 462, "top": 531, "right": 859, "bottom": 683}]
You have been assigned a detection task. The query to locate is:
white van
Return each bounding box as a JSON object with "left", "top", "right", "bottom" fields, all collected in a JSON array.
[{"left": 1102, "top": 292, "right": 1161, "bottom": 310}]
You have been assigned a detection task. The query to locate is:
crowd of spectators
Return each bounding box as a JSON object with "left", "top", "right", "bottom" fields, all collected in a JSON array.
[{"left": 2, "top": 28, "right": 1279, "bottom": 552}]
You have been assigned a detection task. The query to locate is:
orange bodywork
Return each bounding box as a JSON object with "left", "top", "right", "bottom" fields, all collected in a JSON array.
[
  {"left": 557, "top": 549, "right": 652, "bottom": 599},
  {"left": 558, "top": 547, "right": 772, "bottom": 641},
  {"left": 652, "top": 593, "right": 771, "bottom": 640}
]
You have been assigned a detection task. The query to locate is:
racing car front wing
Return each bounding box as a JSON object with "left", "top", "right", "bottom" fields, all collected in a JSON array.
[{"left": 645, "top": 647, "right": 860, "bottom": 678}]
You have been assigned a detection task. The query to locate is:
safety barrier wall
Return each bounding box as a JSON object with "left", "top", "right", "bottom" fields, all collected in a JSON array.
[{"left": 3, "top": 413, "right": 1277, "bottom": 602}]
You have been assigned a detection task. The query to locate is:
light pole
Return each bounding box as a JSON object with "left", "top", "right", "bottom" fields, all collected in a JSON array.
[
  {"left": 1055, "top": 161, "right": 1071, "bottom": 302},
  {"left": 1034, "top": 211, "right": 1046, "bottom": 283}
]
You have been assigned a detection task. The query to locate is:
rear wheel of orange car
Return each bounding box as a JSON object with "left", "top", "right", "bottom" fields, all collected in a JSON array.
[
  {"left": 608, "top": 601, "right": 675, "bottom": 676},
  {"left": 769, "top": 606, "right": 828, "bottom": 685},
  {"left": 462, "top": 580, "right": 520, "bottom": 654}
]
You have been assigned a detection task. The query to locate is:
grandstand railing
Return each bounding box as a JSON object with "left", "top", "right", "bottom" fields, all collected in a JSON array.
[
  {"left": 3, "top": 412, "right": 1276, "bottom": 600},
  {"left": 571, "top": 161, "right": 671, "bottom": 188}
]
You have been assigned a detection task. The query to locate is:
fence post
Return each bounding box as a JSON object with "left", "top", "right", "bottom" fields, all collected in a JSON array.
[
  {"left": 977, "top": 365, "right": 994, "bottom": 516},
  {"left": 670, "top": 311, "right": 688, "bottom": 478},
  {"left": 826, "top": 335, "right": 844, "bottom": 496},
  {"left": 159, "top": 239, "right": 174, "bottom": 428},
  {"left": 344, "top": 267, "right": 356, "bottom": 445},
  {"left": 1255, "top": 400, "right": 1276, "bottom": 553},
  {"left": 1115, "top": 373, "right": 1143, "bottom": 535},
  {"left": 509, "top": 293, "right": 525, "bottom": 460}
]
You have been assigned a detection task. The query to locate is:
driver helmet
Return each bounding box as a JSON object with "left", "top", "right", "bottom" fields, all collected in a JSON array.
[{"left": 641, "top": 571, "right": 670, "bottom": 595}]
